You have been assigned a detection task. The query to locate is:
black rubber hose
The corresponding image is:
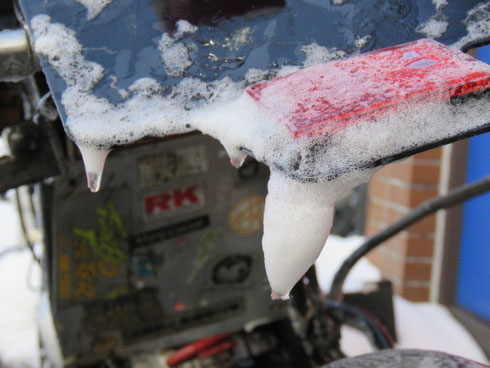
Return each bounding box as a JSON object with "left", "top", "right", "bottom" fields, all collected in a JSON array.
[
  {"left": 324, "top": 301, "right": 392, "bottom": 350},
  {"left": 328, "top": 175, "right": 490, "bottom": 301}
]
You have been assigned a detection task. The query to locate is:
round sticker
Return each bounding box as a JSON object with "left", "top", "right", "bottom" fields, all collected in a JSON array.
[{"left": 228, "top": 195, "right": 265, "bottom": 235}]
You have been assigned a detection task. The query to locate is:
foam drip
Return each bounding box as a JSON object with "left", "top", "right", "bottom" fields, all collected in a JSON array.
[
  {"left": 78, "top": 146, "right": 110, "bottom": 192},
  {"left": 263, "top": 169, "right": 374, "bottom": 299}
]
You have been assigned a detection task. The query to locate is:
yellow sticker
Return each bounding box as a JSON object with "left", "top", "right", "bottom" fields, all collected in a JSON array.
[
  {"left": 228, "top": 195, "right": 265, "bottom": 236},
  {"left": 58, "top": 254, "right": 71, "bottom": 299}
]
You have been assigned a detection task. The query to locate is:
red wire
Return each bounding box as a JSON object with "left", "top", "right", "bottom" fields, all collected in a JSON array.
[
  {"left": 166, "top": 333, "right": 232, "bottom": 366},
  {"left": 198, "top": 339, "right": 237, "bottom": 359},
  {"left": 362, "top": 309, "right": 396, "bottom": 348}
]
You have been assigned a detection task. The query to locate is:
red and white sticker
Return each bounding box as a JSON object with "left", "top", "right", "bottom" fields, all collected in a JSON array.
[{"left": 144, "top": 184, "right": 205, "bottom": 217}]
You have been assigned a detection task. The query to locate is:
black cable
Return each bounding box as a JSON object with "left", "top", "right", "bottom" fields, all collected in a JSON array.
[
  {"left": 359, "top": 309, "right": 395, "bottom": 347},
  {"left": 324, "top": 301, "right": 392, "bottom": 350},
  {"left": 328, "top": 175, "right": 490, "bottom": 301}
]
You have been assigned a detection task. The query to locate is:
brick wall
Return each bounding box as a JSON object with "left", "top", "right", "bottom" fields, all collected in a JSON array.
[{"left": 365, "top": 147, "right": 442, "bottom": 302}]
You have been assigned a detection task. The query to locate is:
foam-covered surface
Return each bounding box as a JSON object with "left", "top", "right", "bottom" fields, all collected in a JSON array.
[
  {"left": 244, "top": 38, "right": 490, "bottom": 181},
  {"left": 28, "top": 15, "right": 490, "bottom": 297},
  {"left": 19, "top": 0, "right": 490, "bottom": 296},
  {"left": 20, "top": 0, "right": 490, "bottom": 133}
]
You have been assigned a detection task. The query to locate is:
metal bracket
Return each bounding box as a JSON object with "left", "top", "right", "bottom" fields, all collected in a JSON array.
[{"left": 0, "top": 122, "right": 61, "bottom": 192}]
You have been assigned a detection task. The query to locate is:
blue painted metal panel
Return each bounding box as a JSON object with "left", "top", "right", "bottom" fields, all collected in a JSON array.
[
  {"left": 19, "top": 0, "right": 489, "bottom": 148},
  {"left": 456, "top": 45, "right": 490, "bottom": 322}
]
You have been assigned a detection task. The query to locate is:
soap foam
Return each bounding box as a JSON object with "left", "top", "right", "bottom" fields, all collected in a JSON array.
[
  {"left": 301, "top": 43, "right": 347, "bottom": 68},
  {"left": 354, "top": 35, "right": 372, "bottom": 50},
  {"left": 245, "top": 68, "right": 273, "bottom": 85},
  {"left": 160, "top": 42, "right": 192, "bottom": 77},
  {"left": 453, "top": 2, "right": 490, "bottom": 50},
  {"left": 149, "top": 84, "right": 490, "bottom": 297},
  {"left": 29, "top": 15, "right": 490, "bottom": 298},
  {"left": 76, "top": 0, "right": 112, "bottom": 21},
  {"left": 78, "top": 145, "right": 109, "bottom": 192},
  {"left": 158, "top": 21, "right": 198, "bottom": 77},
  {"left": 174, "top": 20, "right": 199, "bottom": 38},
  {"left": 416, "top": 16, "right": 449, "bottom": 38},
  {"left": 262, "top": 169, "right": 374, "bottom": 298},
  {"left": 432, "top": 0, "right": 448, "bottom": 11},
  {"left": 31, "top": 15, "right": 104, "bottom": 91},
  {"left": 416, "top": 0, "right": 449, "bottom": 39}
]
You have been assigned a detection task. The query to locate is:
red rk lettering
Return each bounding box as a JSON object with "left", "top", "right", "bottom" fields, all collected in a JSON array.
[
  {"left": 174, "top": 185, "right": 200, "bottom": 207},
  {"left": 145, "top": 185, "right": 200, "bottom": 215},
  {"left": 145, "top": 193, "right": 170, "bottom": 214}
]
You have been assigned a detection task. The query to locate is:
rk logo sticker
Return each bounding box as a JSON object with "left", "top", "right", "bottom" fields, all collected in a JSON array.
[{"left": 144, "top": 184, "right": 205, "bottom": 217}]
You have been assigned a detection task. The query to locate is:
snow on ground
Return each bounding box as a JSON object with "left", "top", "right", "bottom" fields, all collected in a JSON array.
[
  {"left": 393, "top": 295, "right": 487, "bottom": 360},
  {"left": 0, "top": 195, "right": 487, "bottom": 366},
  {"left": 316, "top": 235, "right": 489, "bottom": 363},
  {"left": 315, "top": 234, "right": 381, "bottom": 294},
  {"left": 0, "top": 194, "right": 41, "bottom": 368}
]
